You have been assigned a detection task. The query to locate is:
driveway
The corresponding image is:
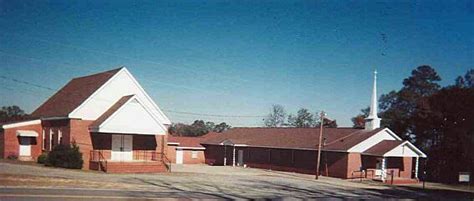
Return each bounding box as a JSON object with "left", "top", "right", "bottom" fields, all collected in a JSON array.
[{"left": 0, "top": 161, "right": 473, "bottom": 200}]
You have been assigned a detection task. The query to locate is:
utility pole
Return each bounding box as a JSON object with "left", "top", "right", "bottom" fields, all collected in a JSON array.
[{"left": 316, "top": 111, "right": 325, "bottom": 180}]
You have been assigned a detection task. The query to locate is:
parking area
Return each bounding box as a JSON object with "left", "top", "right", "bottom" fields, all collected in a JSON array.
[{"left": 0, "top": 161, "right": 473, "bottom": 200}]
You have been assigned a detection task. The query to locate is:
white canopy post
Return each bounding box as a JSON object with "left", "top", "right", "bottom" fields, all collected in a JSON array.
[
  {"left": 415, "top": 157, "right": 420, "bottom": 179},
  {"left": 381, "top": 157, "right": 387, "bottom": 182},
  {"left": 223, "top": 146, "right": 227, "bottom": 166},
  {"left": 232, "top": 146, "right": 236, "bottom": 167}
]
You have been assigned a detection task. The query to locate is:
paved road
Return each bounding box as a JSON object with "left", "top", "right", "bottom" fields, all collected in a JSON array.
[{"left": 1, "top": 161, "right": 473, "bottom": 200}]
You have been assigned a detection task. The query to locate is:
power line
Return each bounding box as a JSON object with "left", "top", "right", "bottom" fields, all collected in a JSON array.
[
  {"left": 1, "top": 32, "right": 251, "bottom": 83},
  {"left": 163, "top": 110, "right": 265, "bottom": 118},
  {"left": 1, "top": 76, "right": 268, "bottom": 120}
]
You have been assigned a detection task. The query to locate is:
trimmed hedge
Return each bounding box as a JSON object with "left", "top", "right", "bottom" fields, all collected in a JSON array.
[{"left": 45, "top": 143, "right": 83, "bottom": 169}]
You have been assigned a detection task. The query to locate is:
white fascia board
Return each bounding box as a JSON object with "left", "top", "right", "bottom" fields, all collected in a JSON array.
[
  {"left": 347, "top": 128, "right": 401, "bottom": 153},
  {"left": 68, "top": 67, "right": 125, "bottom": 119},
  {"left": 383, "top": 141, "right": 427, "bottom": 158},
  {"left": 2, "top": 119, "right": 41, "bottom": 129},
  {"left": 94, "top": 129, "right": 165, "bottom": 135},
  {"left": 176, "top": 147, "right": 206, "bottom": 150},
  {"left": 167, "top": 142, "right": 180, "bottom": 145},
  {"left": 98, "top": 95, "right": 168, "bottom": 131},
  {"left": 122, "top": 68, "right": 172, "bottom": 125},
  {"left": 96, "top": 95, "right": 167, "bottom": 134},
  {"left": 383, "top": 128, "right": 402, "bottom": 140}
]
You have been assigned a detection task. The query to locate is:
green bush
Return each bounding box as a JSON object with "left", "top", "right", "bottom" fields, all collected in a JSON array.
[
  {"left": 37, "top": 153, "right": 48, "bottom": 164},
  {"left": 46, "top": 143, "right": 83, "bottom": 169}
]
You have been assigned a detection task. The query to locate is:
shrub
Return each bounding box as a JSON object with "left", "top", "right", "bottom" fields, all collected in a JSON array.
[
  {"left": 37, "top": 153, "right": 48, "bottom": 164},
  {"left": 6, "top": 153, "right": 18, "bottom": 160},
  {"left": 46, "top": 143, "right": 83, "bottom": 169}
]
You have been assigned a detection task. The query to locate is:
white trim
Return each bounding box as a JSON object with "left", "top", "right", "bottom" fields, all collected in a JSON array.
[
  {"left": 93, "top": 129, "right": 164, "bottom": 135},
  {"left": 2, "top": 119, "right": 41, "bottom": 129},
  {"left": 68, "top": 67, "right": 125, "bottom": 118},
  {"left": 383, "top": 141, "right": 427, "bottom": 158},
  {"left": 122, "top": 68, "right": 171, "bottom": 125},
  {"left": 16, "top": 130, "right": 39, "bottom": 137},
  {"left": 68, "top": 67, "right": 171, "bottom": 125},
  {"left": 41, "top": 117, "right": 70, "bottom": 121},
  {"left": 90, "top": 95, "right": 167, "bottom": 134},
  {"left": 167, "top": 142, "right": 180, "bottom": 145},
  {"left": 347, "top": 128, "right": 402, "bottom": 152},
  {"left": 176, "top": 147, "right": 206, "bottom": 150}
]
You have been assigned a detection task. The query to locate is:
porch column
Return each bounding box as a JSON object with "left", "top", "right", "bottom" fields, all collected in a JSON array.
[
  {"left": 232, "top": 146, "right": 236, "bottom": 167},
  {"left": 381, "top": 157, "right": 387, "bottom": 182},
  {"left": 415, "top": 157, "right": 419, "bottom": 179},
  {"left": 223, "top": 146, "right": 227, "bottom": 166}
]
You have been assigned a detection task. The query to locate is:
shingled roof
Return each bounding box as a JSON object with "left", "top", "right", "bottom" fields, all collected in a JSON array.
[
  {"left": 31, "top": 68, "right": 123, "bottom": 118},
  {"left": 168, "top": 132, "right": 220, "bottom": 148},
  {"left": 362, "top": 140, "right": 403, "bottom": 156},
  {"left": 201, "top": 127, "right": 384, "bottom": 151}
]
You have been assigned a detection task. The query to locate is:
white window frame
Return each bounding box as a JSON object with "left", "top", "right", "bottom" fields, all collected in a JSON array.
[
  {"left": 58, "top": 129, "right": 62, "bottom": 145},
  {"left": 42, "top": 129, "right": 45, "bottom": 150},
  {"left": 49, "top": 129, "right": 54, "bottom": 151},
  {"left": 191, "top": 151, "right": 198, "bottom": 159}
]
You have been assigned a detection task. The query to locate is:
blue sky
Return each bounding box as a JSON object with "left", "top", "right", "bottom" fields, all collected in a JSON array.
[{"left": 0, "top": 0, "right": 473, "bottom": 127}]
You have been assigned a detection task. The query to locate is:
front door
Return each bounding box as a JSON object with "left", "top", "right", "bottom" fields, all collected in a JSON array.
[
  {"left": 111, "top": 135, "right": 133, "bottom": 161},
  {"left": 237, "top": 150, "right": 244, "bottom": 166},
  {"left": 19, "top": 137, "right": 31, "bottom": 156},
  {"left": 176, "top": 149, "right": 183, "bottom": 164}
]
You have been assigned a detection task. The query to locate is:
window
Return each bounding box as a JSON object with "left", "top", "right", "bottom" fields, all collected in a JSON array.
[
  {"left": 191, "top": 151, "right": 198, "bottom": 159},
  {"left": 58, "top": 129, "right": 63, "bottom": 145},
  {"left": 42, "top": 129, "right": 46, "bottom": 150},
  {"left": 49, "top": 129, "right": 54, "bottom": 151}
]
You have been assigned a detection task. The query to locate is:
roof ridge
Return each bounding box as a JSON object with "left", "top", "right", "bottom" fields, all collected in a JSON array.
[{"left": 72, "top": 66, "right": 124, "bottom": 80}]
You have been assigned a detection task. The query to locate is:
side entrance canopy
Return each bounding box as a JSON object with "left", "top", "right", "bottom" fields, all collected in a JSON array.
[{"left": 16, "top": 130, "right": 39, "bottom": 137}]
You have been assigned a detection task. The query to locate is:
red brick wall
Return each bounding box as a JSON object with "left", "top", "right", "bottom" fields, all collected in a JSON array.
[
  {"left": 69, "top": 119, "right": 94, "bottom": 170},
  {"left": 167, "top": 145, "right": 177, "bottom": 163},
  {"left": 347, "top": 153, "right": 362, "bottom": 178},
  {"left": 203, "top": 145, "right": 352, "bottom": 179},
  {"left": 1, "top": 123, "right": 43, "bottom": 160},
  {"left": 42, "top": 119, "right": 71, "bottom": 151},
  {"left": 400, "top": 157, "right": 413, "bottom": 178}
]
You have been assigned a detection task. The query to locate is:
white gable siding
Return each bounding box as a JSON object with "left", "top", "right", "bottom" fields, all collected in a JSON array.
[
  {"left": 69, "top": 69, "right": 171, "bottom": 125},
  {"left": 98, "top": 99, "right": 166, "bottom": 135},
  {"left": 384, "top": 143, "right": 419, "bottom": 157},
  {"left": 347, "top": 128, "right": 400, "bottom": 153}
]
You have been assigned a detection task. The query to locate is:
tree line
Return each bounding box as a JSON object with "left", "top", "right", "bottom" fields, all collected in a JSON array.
[
  {"left": 351, "top": 66, "right": 474, "bottom": 183},
  {"left": 263, "top": 105, "right": 337, "bottom": 128},
  {"left": 168, "top": 120, "right": 231, "bottom": 137}
]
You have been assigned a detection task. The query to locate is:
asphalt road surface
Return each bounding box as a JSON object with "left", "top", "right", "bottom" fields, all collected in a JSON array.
[{"left": 1, "top": 161, "right": 473, "bottom": 200}]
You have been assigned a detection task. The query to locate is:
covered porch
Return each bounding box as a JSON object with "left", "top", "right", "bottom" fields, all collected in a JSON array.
[
  {"left": 89, "top": 134, "right": 171, "bottom": 173},
  {"left": 359, "top": 140, "right": 427, "bottom": 184},
  {"left": 87, "top": 95, "right": 171, "bottom": 173}
]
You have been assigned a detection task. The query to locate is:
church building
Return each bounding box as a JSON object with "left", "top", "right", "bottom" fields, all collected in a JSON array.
[
  {"left": 0, "top": 67, "right": 172, "bottom": 173},
  {"left": 202, "top": 71, "right": 427, "bottom": 183}
]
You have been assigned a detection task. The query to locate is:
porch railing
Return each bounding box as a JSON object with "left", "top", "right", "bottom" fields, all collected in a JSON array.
[
  {"left": 90, "top": 150, "right": 171, "bottom": 172},
  {"left": 90, "top": 150, "right": 107, "bottom": 172}
]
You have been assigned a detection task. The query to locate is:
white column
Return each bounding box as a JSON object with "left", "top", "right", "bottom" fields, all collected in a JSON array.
[
  {"left": 223, "top": 146, "right": 227, "bottom": 166},
  {"left": 381, "top": 157, "right": 387, "bottom": 182},
  {"left": 415, "top": 157, "right": 420, "bottom": 179},
  {"left": 232, "top": 146, "right": 236, "bottom": 167}
]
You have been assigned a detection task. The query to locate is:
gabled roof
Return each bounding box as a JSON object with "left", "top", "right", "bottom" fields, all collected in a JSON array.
[
  {"left": 168, "top": 132, "right": 220, "bottom": 148},
  {"left": 362, "top": 140, "right": 403, "bottom": 156},
  {"left": 201, "top": 127, "right": 384, "bottom": 151},
  {"left": 88, "top": 95, "right": 167, "bottom": 135},
  {"left": 31, "top": 68, "right": 123, "bottom": 118},
  {"left": 89, "top": 95, "right": 134, "bottom": 129}
]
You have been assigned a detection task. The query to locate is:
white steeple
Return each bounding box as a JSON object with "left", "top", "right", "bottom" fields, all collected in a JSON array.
[{"left": 365, "top": 70, "right": 381, "bottom": 130}]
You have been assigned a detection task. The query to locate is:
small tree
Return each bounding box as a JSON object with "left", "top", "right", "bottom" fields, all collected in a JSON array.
[
  {"left": 46, "top": 143, "right": 83, "bottom": 169},
  {"left": 264, "top": 104, "right": 287, "bottom": 127}
]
